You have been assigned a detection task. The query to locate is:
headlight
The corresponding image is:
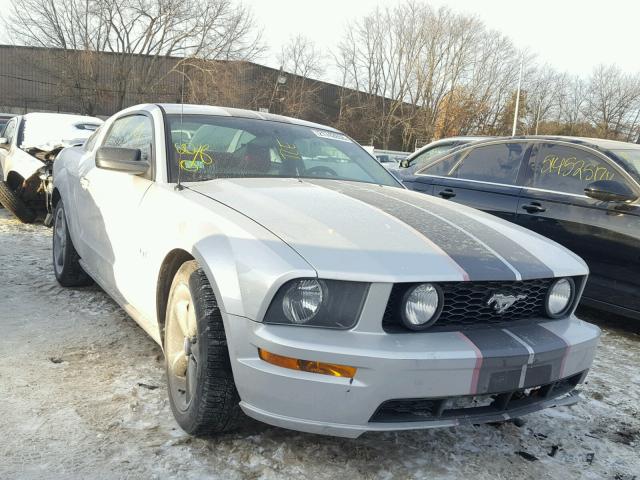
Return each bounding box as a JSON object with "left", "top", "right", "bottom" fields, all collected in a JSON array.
[
  {"left": 402, "top": 283, "right": 443, "bottom": 330},
  {"left": 264, "top": 279, "right": 369, "bottom": 329},
  {"left": 282, "top": 279, "right": 324, "bottom": 324},
  {"left": 546, "top": 278, "right": 574, "bottom": 318}
]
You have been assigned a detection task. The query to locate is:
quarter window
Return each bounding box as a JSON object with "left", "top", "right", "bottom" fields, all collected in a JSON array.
[
  {"left": 421, "top": 150, "right": 465, "bottom": 176},
  {"left": 451, "top": 143, "right": 524, "bottom": 184},
  {"left": 410, "top": 144, "right": 455, "bottom": 169},
  {"left": 525, "top": 143, "right": 618, "bottom": 195},
  {"left": 102, "top": 115, "right": 153, "bottom": 161}
]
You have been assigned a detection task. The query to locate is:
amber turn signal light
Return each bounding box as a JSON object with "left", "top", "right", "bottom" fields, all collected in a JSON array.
[{"left": 258, "top": 348, "right": 357, "bottom": 378}]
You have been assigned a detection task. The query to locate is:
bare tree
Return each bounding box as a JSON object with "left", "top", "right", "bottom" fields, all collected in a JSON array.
[
  {"left": 3, "top": 0, "right": 264, "bottom": 113},
  {"left": 272, "top": 35, "right": 326, "bottom": 119},
  {"left": 584, "top": 64, "right": 640, "bottom": 139}
]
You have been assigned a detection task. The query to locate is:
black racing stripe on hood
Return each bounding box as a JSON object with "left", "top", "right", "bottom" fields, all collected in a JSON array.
[
  {"left": 318, "top": 181, "right": 517, "bottom": 281},
  {"left": 390, "top": 189, "right": 555, "bottom": 280}
]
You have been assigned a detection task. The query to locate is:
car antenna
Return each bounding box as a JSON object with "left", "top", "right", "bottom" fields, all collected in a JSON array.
[{"left": 175, "top": 51, "right": 186, "bottom": 191}]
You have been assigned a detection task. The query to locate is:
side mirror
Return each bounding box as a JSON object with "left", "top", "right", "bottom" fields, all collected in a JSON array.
[
  {"left": 0, "top": 137, "right": 8, "bottom": 146},
  {"left": 400, "top": 159, "right": 410, "bottom": 168},
  {"left": 584, "top": 180, "right": 638, "bottom": 203},
  {"left": 95, "top": 147, "right": 149, "bottom": 175}
]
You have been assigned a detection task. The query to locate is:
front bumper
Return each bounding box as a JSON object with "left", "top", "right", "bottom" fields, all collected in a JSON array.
[{"left": 224, "top": 313, "right": 600, "bottom": 438}]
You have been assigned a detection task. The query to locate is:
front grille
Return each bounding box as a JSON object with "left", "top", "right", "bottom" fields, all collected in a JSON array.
[
  {"left": 383, "top": 278, "right": 554, "bottom": 332},
  {"left": 370, "top": 372, "right": 584, "bottom": 423}
]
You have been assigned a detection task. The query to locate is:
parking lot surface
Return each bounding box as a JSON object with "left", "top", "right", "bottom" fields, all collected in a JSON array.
[{"left": 0, "top": 209, "right": 638, "bottom": 480}]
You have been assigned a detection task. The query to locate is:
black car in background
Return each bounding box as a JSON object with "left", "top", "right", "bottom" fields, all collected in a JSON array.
[{"left": 404, "top": 136, "right": 640, "bottom": 320}]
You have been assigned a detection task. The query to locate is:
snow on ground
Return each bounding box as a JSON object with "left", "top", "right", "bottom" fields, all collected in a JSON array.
[{"left": 0, "top": 208, "right": 638, "bottom": 480}]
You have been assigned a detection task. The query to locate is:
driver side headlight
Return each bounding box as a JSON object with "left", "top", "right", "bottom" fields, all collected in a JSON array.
[{"left": 263, "top": 279, "right": 369, "bottom": 329}]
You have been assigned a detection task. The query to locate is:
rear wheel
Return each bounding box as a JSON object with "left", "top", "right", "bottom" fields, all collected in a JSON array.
[
  {"left": 165, "top": 261, "right": 245, "bottom": 436},
  {"left": 0, "top": 180, "right": 36, "bottom": 223},
  {"left": 52, "top": 200, "right": 92, "bottom": 287}
]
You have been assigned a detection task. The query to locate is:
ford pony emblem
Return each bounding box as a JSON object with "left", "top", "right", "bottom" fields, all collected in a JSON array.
[{"left": 487, "top": 293, "right": 528, "bottom": 314}]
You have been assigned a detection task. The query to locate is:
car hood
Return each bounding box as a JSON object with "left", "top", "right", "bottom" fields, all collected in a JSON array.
[{"left": 187, "top": 178, "right": 587, "bottom": 282}]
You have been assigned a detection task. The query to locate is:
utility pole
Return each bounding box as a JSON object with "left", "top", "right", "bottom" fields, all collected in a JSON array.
[
  {"left": 512, "top": 54, "right": 524, "bottom": 137},
  {"left": 268, "top": 66, "right": 287, "bottom": 113}
]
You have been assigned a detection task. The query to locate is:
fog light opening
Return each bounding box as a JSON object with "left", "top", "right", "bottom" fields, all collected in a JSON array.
[{"left": 258, "top": 348, "right": 357, "bottom": 378}]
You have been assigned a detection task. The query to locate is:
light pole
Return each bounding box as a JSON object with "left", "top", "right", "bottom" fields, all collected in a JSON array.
[{"left": 512, "top": 54, "right": 524, "bottom": 137}]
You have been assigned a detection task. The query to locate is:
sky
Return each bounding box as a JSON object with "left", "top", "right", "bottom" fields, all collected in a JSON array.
[
  {"left": 0, "top": 0, "right": 637, "bottom": 82},
  {"left": 244, "top": 0, "right": 640, "bottom": 82}
]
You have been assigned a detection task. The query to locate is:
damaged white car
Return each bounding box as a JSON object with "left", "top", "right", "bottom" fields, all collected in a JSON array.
[
  {"left": 0, "top": 112, "right": 103, "bottom": 222},
  {"left": 51, "top": 104, "right": 600, "bottom": 438}
]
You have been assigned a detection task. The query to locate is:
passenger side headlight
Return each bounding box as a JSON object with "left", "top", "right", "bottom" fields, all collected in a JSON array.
[
  {"left": 545, "top": 278, "right": 575, "bottom": 318},
  {"left": 264, "top": 279, "right": 369, "bottom": 329}
]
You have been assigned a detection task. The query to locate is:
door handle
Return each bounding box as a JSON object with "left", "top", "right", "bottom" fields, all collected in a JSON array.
[
  {"left": 522, "top": 202, "right": 546, "bottom": 213},
  {"left": 438, "top": 188, "right": 456, "bottom": 199},
  {"left": 80, "top": 177, "right": 90, "bottom": 189}
]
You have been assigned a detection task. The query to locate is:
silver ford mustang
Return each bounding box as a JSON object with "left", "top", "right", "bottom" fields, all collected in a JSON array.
[{"left": 51, "top": 104, "right": 600, "bottom": 438}]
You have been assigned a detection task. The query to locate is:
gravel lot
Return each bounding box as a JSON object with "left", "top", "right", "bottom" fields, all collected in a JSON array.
[{"left": 0, "top": 208, "right": 638, "bottom": 480}]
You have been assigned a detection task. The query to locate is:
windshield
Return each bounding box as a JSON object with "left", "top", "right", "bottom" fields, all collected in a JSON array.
[
  {"left": 611, "top": 149, "right": 640, "bottom": 182},
  {"left": 166, "top": 114, "right": 400, "bottom": 187}
]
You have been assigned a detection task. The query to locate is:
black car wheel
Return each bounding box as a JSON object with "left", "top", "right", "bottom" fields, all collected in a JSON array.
[
  {"left": 0, "top": 180, "right": 36, "bottom": 223},
  {"left": 52, "top": 200, "right": 93, "bottom": 287},
  {"left": 165, "top": 260, "right": 246, "bottom": 436}
]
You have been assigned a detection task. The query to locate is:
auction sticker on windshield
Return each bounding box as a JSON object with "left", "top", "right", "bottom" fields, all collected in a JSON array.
[{"left": 311, "top": 129, "right": 353, "bottom": 143}]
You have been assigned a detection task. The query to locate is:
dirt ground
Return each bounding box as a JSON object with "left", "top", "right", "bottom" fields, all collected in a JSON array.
[{"left": 0, "top": 208, "right": 638, "bottom": 480}]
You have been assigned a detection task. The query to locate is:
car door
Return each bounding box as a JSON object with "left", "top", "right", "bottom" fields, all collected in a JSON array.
[
  {"left": 75, "top": 113, "right": 155, "bottom": 307},
  {"left": 515, "top": 141, "right": 640, "bottom": 315},
  {"left": 418, "top": 141, "right": 528, "bottom": 221}
]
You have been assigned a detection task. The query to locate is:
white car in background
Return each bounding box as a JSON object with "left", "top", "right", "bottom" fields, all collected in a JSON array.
[
  {"left": 51, "top": 103, "right": 599, "bottom": 438},
  {"left": 0, "top": 112, "right": 102, "bottom": 222}
]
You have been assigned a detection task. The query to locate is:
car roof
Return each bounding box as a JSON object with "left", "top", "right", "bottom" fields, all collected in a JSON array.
[
  {"left": 22, "top": 112, "right": 103, "bottom": 124},
  {"left": 147, "top": 103, "right": 342, "bottom": 133},
  {"left": 410, "top": 136, "right": 495, "bottom": 158},
  {"left": 461, "top": 135, "right": 640, "bottom": 153}
]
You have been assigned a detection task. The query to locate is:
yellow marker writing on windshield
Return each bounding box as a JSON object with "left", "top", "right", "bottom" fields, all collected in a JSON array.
[
  {"left": 175, "top": 144, "right": 214, "bottom": 172},
  {"left": 276, "top": 138, "right": 301, "bottom": 161}
]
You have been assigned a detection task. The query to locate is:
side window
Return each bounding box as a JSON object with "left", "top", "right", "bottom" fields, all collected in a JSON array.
[
  {"left": 84, "top": 127, "right": 101, "bottom": 152},
  {"left": 452, "top": 143, "right": 524, "bottom": 184},
  {"left": 410, "top": 144, "right": 454, "bottom": 168},
  {"left": 421, "top": 150, "right": 465, "bottom": 176},
  {"left": 102, "top": 115, "right": 153, "bottom": 161},
  {"left": 526, "top": 143, "right": 618, "bottom": 195},
  {"left": 3, "top": 119, "right": 17, "bottom": 143}
]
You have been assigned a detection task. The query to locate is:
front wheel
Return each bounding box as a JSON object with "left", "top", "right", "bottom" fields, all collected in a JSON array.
[
  {"left": 0, "top": 180, "right": 36, "bottom": 223},
  {"left": 52, "top": 200, "right": 93, "bottom": 287},
  {"left": 165, "top": 261, "right": 246, "bottom": 436}
]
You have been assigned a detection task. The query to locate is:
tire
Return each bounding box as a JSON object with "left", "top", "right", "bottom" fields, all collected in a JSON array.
[
  {"left": 165, "top": 260, "right": 246, "bottom": 436},
  {"left": 0, "top": 180, "right": 36, "bottom": 223},
  {"left": 52, "top": 200, "right": 93, "bottom": 287}
]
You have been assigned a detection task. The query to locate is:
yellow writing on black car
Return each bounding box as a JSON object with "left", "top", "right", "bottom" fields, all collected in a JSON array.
[
  {"left": 175, "top": 144, "right": 214, "bottom": 172},
  {"left": 276, "top": 138, "right": 302, "bottom": 161},
  {"left": 541, "top": 155, "right": 615, "bottom": 181}
]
